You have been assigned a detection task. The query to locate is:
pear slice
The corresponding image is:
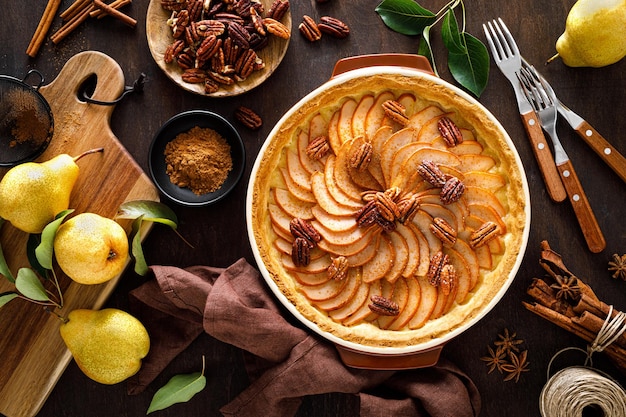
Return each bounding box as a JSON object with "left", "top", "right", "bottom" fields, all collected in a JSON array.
[
  {"left": 361, "top": 235, "right": 394, "bottom": 283},
  {"left": 365, "top": 91, "right": 395, "bottom": 139},
  {"left": 462, "top": 186, "right": 506, "bottom": 217},
  {"left": 379, "top": 128, "right": 419, "bottom": 186},
  {"left": 406, "top": 105, "right": 446, "bottom": 131},
  {"left": 445, "top": 247, "right": 473, "bottom": 305},
  {"left": 345, "top": 232, "right": 380, "bottom": 267},
  {"left": 311, "top": 205, "right": 357, "bottom": 233},
  {"left": 351, "top": 94, "right": 375, "bottom": 139},
  {"left": 392, "top": 147, "right": 461, "bottom": 190},
  {"left": 378, "top": 279, "right": 409, "bottom": 329},
  {"left": 385, "top": 231, "right": 409, "bottom": 283},
  {"left": 409, "top": 276, "right": 438, "bottom": 329},
  {"left": 282, "top": 253, "right": 332, "bottom": 274},
  {"left": 327, "top": 111, "right": 342, "bottom": 155},
  {"left": 467, "top": 203, "right": 507, "bottom": 233},
  {"left": 474, "top": 244, "right": 493, "bottom": 270},
  {"left": 449, "top": 140, "right": 484, "bottom": 155},
  {"left": 294, "top": 271, "right": 332, "bottom": 286},
  {"left": 312, "top": 219, "right": 371, "bottom": 247},
  {"left": 314, "top": 268, "right": 362, "bottom": 311},
  {"left": 329, "top": 276, "right": 370, "bottom": 321},
  {"left": 333, "top": 140, "right": 366, "bottom": 201},
  {"left": 420, "top": 203, "right": 459, "bottom": 233},
  {"left": 416, "top": 112, "right": 452, "bottom": 143},
  {"left": 389, "top": 141, "right": 432, "bottom": 181},
  {"left": 337, "top": 98, "right": 359, "bottom": 145},
  {"left": 452, "top": 238, "right": 480, "bottom": 289},
  {"left": 298, "top": 269, "right": 350, "bottom": 301},
  {"left": 342, "top": 280, "right": 382, "bottom": 326},
  {"left": 310, "top": 171, "right": 356, "bottom": 216},
  {"left": 410, "top": 210, "right": 444, "bottom": 258},
  {"left": 463, "top": 171, "right": 506, "bottom": 192},
  {"left": 347, "top": 136, "right": 384, "bottom": 190},
  {"left": 409, "top": 222, "right": 432, "bottom": 277},
  {"left": 317, "top": 227, "right": 377, "bottom": 256},
  {"left": 324, "top": 154, "right": 362, "bottom": 208},
  {"left": 387, "top": 276, "right": 422, "bottom": 330},
  {"left": 273, "top": 188, "right": 314, "bottom": 220},
  {"left": 268, "top": 203, "right": 292, "bottom": 236},
  {"left": 286, "top": 150, "right": 313, "bottom": 191},
  {"left": 367, "top": 125, "right": 393, "bottom": 188},
  {"left": 395, "top": 223, "right": 421, "bottom": 277},
  {"left": 457, "top": 154, "right": 496, "bottom": 172},
  {"left": 280, "top": 167, "right": 316, "bottom": 203}
]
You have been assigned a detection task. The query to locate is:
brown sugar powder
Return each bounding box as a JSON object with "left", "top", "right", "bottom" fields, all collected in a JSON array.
[{"left": 164, "top": 126, "right": 233, "bottom": 195}]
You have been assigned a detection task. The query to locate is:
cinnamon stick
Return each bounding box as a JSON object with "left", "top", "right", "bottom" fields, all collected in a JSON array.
[
  {"left": 90, "top": 0, "right": 131, "bottom": 19},
  {"left": 60, "top": 0, "right": 92, "bottom": 21},
  {"left": 573, "top": 293, "right": 612, "bottom": 319},
  {"left": 92, "top": 0, "right": 136, "bottom": 27},
  {"left": 572, "top": 311, "right": 626, "bottom": 350},
  {"left": 26, "top": 0, "right": 63, "bottom": 57},
  {"left": 50, "top": 4, "right": 95, "bottom": 44}
]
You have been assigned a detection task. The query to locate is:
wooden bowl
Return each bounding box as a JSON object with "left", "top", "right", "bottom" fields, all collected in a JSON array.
[{"left": 146, "top": 0, "right": 292, "bottom": 97}]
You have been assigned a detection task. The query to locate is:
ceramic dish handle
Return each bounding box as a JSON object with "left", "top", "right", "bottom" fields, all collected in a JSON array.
[
  {"left": 335, "top": 344, "right": 444, "bottom": 370},
  {"left": 331, "top": 54, "right": 435, "bottom": 78}
]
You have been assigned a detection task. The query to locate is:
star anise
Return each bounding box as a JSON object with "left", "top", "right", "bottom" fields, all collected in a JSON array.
[
  {"left": 501, "top": 350, "right": 530, "bottom": 383},
  {"left": 550, "top": 274, "right": 581, "bottom": 302},
  {"left": 493, "top": 328, "right": 523, "bottom": 353},
  {"left": 608, "top": 253, "right": 626, "bottom": 281},
  {"left": 480, "top": 345, "right": 506, "bottom": 374}
]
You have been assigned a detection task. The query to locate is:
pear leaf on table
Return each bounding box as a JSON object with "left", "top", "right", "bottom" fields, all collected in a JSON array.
[
  {"left": 0, "top": 292, "right": 19, "bottom": 309},
  {"left": 447, "top": 32, "right": 490, "bottom": 97},
  {"left": 116, "top": 200, "right": 178, "bottom": 229},
  {"left": 147, "top": 361, "right": 207, "bottom": 414},
  {"left": 131, "top": 216, "right": 149, "bottom": 276},
  {"left": 35, "top": 209, "right": 74, "bottom": 271},
  {"left": 375, "top": 0, "right": 436, "bottom": 35},
  {"left": 15, "top": 268, "right": 50, "bottom": 302},
  {"left": 0, "top": 219, "right": 15, "bottom": 283}
]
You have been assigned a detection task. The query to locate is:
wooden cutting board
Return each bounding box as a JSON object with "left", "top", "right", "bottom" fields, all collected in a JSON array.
[{"left": 0, "top": 51, "right": 159, "bottom": 417}]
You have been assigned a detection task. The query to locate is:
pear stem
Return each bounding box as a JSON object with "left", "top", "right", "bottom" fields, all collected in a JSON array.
[
  {"left": 73, "top": 147, "right": 105, "bottom": 162},
  {"left": 44, "top": 306, "right": 69, "bottom": 323},
  {"left": 546, "top": 52, "right": 560, "bottom": 65}
]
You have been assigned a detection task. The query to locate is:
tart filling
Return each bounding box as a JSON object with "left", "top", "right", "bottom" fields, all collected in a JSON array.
[{"left": 249, "top": 72, "right": 528, "bottom": 348}]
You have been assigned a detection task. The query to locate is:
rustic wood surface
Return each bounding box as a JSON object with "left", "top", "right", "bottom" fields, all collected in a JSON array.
[{"left": 1, "top": 0, "right": 625, "bottom": 416}]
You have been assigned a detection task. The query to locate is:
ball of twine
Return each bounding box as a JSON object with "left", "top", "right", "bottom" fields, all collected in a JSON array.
[
  {"left": 539, "top": 366, "right": 626, "bottom": 417},
  {"left": 540, "top": 307, "right": 626, "bottom": 417}
]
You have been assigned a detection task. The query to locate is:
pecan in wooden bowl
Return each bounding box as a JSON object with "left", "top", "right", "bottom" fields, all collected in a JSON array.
[
  {"left": 146, "top": 0, "right": 292, "bottom": 97},
  {"left": 246, "top": 54, "right": 531, "bottom": 369}
]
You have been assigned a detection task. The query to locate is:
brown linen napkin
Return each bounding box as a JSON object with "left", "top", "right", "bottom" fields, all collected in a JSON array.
[{"left": 127, "top": 258, "right": 481, "bottom": 417}]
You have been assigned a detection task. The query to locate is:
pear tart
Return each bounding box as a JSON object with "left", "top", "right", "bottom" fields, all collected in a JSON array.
[{"left": 249, "top": 72, "right": 527, "bottom": 349}]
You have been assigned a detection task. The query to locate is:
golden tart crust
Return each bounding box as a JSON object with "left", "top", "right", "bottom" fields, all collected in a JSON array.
[{"left": 249, "top": 72, "right": 528, "bottom": 349}]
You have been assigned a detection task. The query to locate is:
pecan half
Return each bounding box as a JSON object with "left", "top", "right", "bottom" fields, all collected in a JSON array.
[
  {"left": 417, "top": 160, "right": 447, "bottom": 188},
  {"left": 161, "top": 0, "right": 188, "bottom": 11},
  {"left": 306, "top": 136, "right": 330, "bottom": 160},
  {"left": 235, "top": 48, "right": 257, "bottom": 78},
  {"left": 289, "top": 218, "right": 321, "bottom": 247},
  {"left": 263, "top": 17, "right": 291, "bottom": 39},
  {"left": 266, "top": 0, "right": 289, "bottom": 21},
  {"left": 235, "top": 106, "right": 263, "bottom": 130},
  {"left": 397, "top": 194, "right": 420, "bottom": 224},
  {"left": 349, "top": 140, "right": 373, "bottom": 171},
  {"left": 204, "top": 77, "right": 219, "bottom": 93},
  {"left": 469, "top": 221, "right": 499, "bottom": 248},
  {"left": 250, "top": 6, "right": 266, "bottom": 36},
  {"left": 382, "top": 100, "right": 409, "bottom": 126},
  {"left": 228, "top": 21, "right": 251, "bottom": 49},
  {"left": 327, "top": 256, "right": 348, "bottom": 280},
  {"left": 438, "top": 116, "right": 463, "bottom": 146},
  {"left": 164, "top": 39, "right": 185, "bottom": 63},
  {"left": 355, "top": 200, "right": 380, "bottom": 228},
  {"left": 292, "top": 237, "right": 311, "bottom": 267},
  {"left": 429, "top": 217, "right": 457, "bottom": 246},
  {"left": 196, "top": 35, "right": 221, "bottom": 63},
  {"left": 439, "top": 264, "right": 456, "bottom": 296},
  {"left": 368, "top": 295, "right": 400, "bottom": 316},
  {"left": 440, "top": 176, "right": 465, "bottom": 204},
  {"left": 318, "top": 16, "right": 350, "bottom": 38},
  {"left": 427, "top": 251, "right": 450, "bottom": 286},
  {"left": 181, "top": 68, "right": 207, "bottom": 83},
  {"left": 299, "top": 15, "right": 322, "bottom": 42},
  {"left": 374, "top": 191, "right": 400, "bottom": 222}
]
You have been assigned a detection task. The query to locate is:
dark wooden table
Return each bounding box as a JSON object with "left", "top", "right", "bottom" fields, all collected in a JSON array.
[{"left": 2, "top": 0, "right": 625, "bottom": 416}]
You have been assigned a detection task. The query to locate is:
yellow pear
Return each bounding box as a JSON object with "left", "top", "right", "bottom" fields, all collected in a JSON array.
[
  {"left": 551, "top": 0, "right": 626, "bottom": 67},
  {"left": 0, "top": 148, "right": 104, "bottom": 234},
  {"left": 54, "top": 212, "right": 129, "bottom": 285},
  {"left": 59, "top": 308, "right": 150, "bottom": 385}
]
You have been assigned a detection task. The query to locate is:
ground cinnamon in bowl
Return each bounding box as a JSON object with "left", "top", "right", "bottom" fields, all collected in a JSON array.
[{"left": 164, "top": 126, "right": 233, "bottom": 195}]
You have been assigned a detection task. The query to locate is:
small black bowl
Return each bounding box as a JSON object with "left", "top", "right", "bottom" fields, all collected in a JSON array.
[{"left": 149, "top": 110, "right": 245, "bottom": 206}]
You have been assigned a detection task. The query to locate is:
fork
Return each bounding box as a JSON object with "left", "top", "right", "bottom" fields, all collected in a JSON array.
[
  {"left": 483, "top": 18, "right": 566, "bottom": 203},
  {"left": 518, "top": 66, "right": 606, "bottom": 253}
]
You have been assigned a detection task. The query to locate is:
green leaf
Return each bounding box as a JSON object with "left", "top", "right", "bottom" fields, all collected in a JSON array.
[
  {"left": 0, "top": 219, "right": 15, "bottom": 283},
  {"left": 375, "top": 0, "right": 436, "bottom": 36},
  {"left": 441, "top": 9, "right": 465, "bottom": 55},
  {"left": 0, "top": 292, "right": 19, "bottom": 309},
  {"left": 36, "top": 210, "right": 74, "bottom": 270},
  {"left": 147, "top": 371, "right": 206, "bottom": 414},
  {"left": 27, "top": 234, "right": 48, "bottom": 278},
  {"left": 15, "top": 268, "right": 50, "bottom": 302},
  {"left": 131, "top": 216, "right": 149, "bottom": 276},
  {"left": 447, "top": 32, "right": 490, "bottom": 97},
  {"left": 116, "top": 200, "right": 178, "bottom": 229},
  {"left": 418, "top": 25, "right": 438, "bottom": 76}
]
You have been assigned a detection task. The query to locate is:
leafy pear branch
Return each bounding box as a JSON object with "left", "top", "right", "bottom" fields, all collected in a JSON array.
[{"left": 375, "top": 0, "right": 489, "bottom": 97}]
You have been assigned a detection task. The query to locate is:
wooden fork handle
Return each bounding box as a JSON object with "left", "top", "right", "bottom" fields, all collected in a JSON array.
[
  {"left": 574, "top": 121, "right": 626, "bottom": 185},
  {"left": 557, "top": 159, "right": 606, "bottom": 253},
  {"left": 520, "top": 112, "right": 567, "bottom": 202}
]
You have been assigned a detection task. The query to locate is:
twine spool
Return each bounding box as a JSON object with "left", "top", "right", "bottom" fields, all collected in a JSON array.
[{"left": 539, "top": 306, "right": 626, "bottom": 417}]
